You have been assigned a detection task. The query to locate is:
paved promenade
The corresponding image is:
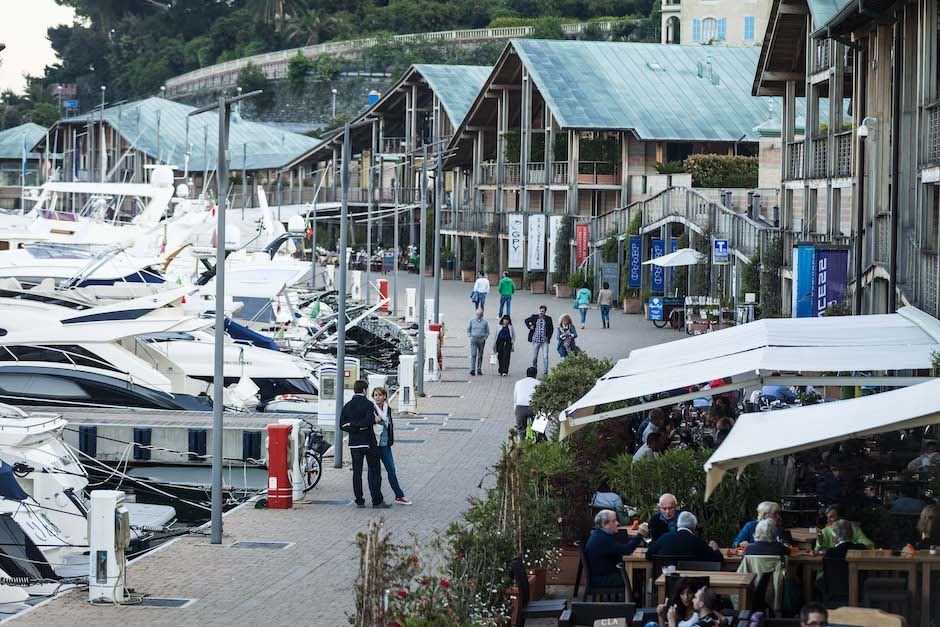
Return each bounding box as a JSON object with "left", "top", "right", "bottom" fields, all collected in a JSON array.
[{"left": 13, "top": 274, "right": 675, "bottom": 626}]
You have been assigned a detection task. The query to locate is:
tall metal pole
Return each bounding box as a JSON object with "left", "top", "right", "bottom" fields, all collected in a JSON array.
[
  {"left": 311, "top": 170, "right": 318, "bottom": 289},
  {"left": 366, "top": 157, "right": 373, "bottom": 305},
  {"left": 211, "top": 96, "right": 229, "bottom": 545},
  {"left": 241, "top": 143, "right": 247, "bottom": 219},
  {"left": 334, "top": 124, "right": 350, "bottom": 468},
  {"left": 393, "top": 178, "right": 400, "bottom": 317},
  {"left": 433, "top": 150, "right": 443, "bottom": 323},
  {"left": 416, "top": 145, "right": 428, "bottom": 395}
]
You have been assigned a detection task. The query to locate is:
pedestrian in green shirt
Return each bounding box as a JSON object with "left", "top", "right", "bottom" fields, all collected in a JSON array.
[{"left": 498, "top": 271, "right": 516, "bottom": 317}]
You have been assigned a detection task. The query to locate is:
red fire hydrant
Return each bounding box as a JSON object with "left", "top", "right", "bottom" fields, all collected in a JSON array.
[{"left": 266, "top": 423, "right": 293, "bottom": 509}]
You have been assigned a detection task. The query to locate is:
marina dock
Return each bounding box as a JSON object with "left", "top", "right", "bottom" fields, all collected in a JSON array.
[{"left": 9, "top": 275, "right": 668, "bottom": 626}]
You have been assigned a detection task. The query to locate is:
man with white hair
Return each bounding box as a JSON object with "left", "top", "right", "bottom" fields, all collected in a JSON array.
[
  {"left": 584, "top": 509, "right": 643, "bottom": 587},
  {"left": 639, "top": 493, "right": 685, "bottom": 541},
  {"left": 645, "top": 511, "right": 723, "bottom": 563},
  {"left": 743, "top": 518, "right": 789, "bottom": 557}
]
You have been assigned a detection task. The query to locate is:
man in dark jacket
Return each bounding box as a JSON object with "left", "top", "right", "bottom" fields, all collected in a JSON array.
[
  {"left": 639, "top": 493, "right": 684, "bottom": 541},
  {"left": 645, "top": 511, "right": 723, "bottom": 563},
  {"left": 524, "top": 306, "right": 554, "bottom": 375},
  {"left": 340, "top": 380, "right": 389, "bottom": 508},
  {"left": 585, "top": 509, "right": 643, "bottom": 587}
]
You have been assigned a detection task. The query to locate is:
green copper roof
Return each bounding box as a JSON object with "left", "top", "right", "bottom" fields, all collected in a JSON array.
[
  {"left": 412, "top": 65, "right": 491, "bottom": 127},
  {"left": 63, "top": 97, "right": 319, "bottom": 172},
  {"left": 807, "top": 0, "right": 852, "bottom": 28},
  {"left": 0, "top": 123, "right": 46, "bottom": 160},
  {"left": 510, "top": 40, "right": 777, "bottom": 142}
]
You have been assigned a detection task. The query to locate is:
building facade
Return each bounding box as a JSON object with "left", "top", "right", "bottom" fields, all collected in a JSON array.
[{"left": 662, "top": 0, "right": 773, "bottom": 45}]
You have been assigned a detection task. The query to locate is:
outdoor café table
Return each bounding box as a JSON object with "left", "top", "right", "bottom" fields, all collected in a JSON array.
[
  {"left": 846, "top": 550, "right": 920, "bottom": 625},
  {"left": 624, "top": 549, "right": 744, "bottom": 605},
  {"left": 654, "top": 570, "right": 755, "bottom": 610},
  {"left": 788, "top": 528, "right": 818, "bottom": 550}
]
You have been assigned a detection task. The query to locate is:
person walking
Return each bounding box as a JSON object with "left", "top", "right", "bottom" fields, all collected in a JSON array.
[
  {"left": 576, "top": 284, "right": 592, "bottom": 328},
  {"left": 524, "top": 305, "right": 554, "bottom": 376},
  {"left": 471, "top": 272, "right": 491, "bottom": 312},
  {"left": 494, "top": 315, "right": 515, "bottom": 376},
  {"left": 497, "top": 271, "right": 515, "bottom": 317},
  {"left": 371, "top": 386, "right": 412, "bottom": 505},
  {"left": 467, "top": 308, "right": 489, "bottom": 376},
  {"left": 556, "top": 313, "right": 579, "bottom": 358},
  {"left": 513, "top": 367, "right": 540, "bottom": 436},
  {"left": 340, "top": 380, "right": 389, "bottom": 509},
  {"left": 597, "top": 281, "right": 614, "bottom": 329}
]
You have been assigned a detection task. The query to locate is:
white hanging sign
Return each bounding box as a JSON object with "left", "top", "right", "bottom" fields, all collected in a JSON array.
[
  {"left": 507, "top": 213, "right": 524, "bottom": 269},
  {"left": 527, "top": 214, "right": 546, "bottom": 271},
  {"left": 548, "top": 215, "right": 564, "bottom": 273}
]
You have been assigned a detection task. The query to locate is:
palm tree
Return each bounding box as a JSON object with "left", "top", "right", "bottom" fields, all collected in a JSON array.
[
  {"left": 286, "top": 10, "right": 328, "bottom": 46},
  {"left": 247, "top": 0, "right": 306, "bottom": 31}
]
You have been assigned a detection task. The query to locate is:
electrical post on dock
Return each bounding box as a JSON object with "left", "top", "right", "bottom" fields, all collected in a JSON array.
[
  {"left": 416, "top": 145, "right": 428, "bottom": 396},
  {"left": 334, "top": 124, "right": 351, "bottom": 468},
  {"left": 187, "top": 88, "right": 261, "bottom": 546}
]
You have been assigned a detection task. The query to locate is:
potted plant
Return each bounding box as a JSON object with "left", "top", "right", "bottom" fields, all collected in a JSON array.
[
  {"left": 460, "top": 244, "right": 476, "bottom": 282},
  {"left": 640, "top": 289, "right": 653, "bottom": 317},
  {"left": 440, "top": 244, "right": 454, "bottom": 279},
  {"left": 552, "top": 217, "right": 573, "bottom": 297},
  {"left": 527, "top": 270, "right": 546, "bottom": 294},
  {"left": 484, "top": 220, "right": 500, "bottom": 285}
]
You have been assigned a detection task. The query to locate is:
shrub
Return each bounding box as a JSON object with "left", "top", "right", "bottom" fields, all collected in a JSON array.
[
  {"left": 740, "top": 252, "right": 760, "bottom": 300},
  {"left": 653, "top": 160, "right": 685, "bottom": 174},
  {"left": 601, "top": 448, "right": 776, "bottom": 545},
  {"left": 529, "top": 351, "right": 613, "bottom": 422},
  {"left": 601, "top": 228, "right": 618, "bottom": 263},
  {"left": 236, "top": 62, "right": 272, "bottom": 107},
  {"left": 287, "top": 52, "right": 313, "bottom": 92},
  {"left": 528, "top": 17, "right": 567, "bottom": 40},
  {"left": 553, "top": 217, "right": 573, "bottom": 284},
  {"left": 484, "top": 219, "right": 499, "bottom": 273},
  {"left": 684, "top": 154, "right": 759, "bottom": 188}
]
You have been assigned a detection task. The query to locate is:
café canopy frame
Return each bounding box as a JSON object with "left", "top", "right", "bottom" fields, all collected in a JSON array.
[
  {"left": 704, "top": 377, "right": 940, "bottom": 498},
  {"left": 558, "top": 306, "right": 940, "bottom": 440}
]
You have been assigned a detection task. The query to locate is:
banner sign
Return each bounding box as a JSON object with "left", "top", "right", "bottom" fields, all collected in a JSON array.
[
  {"left": 669, "top": 237, "right": 678, "bottom": 284},
  {"left": 713, "top": 239, "right": 729, "bottom": 265},
  {"left": 813, "top": 248, "right": 849, "bottom": 317},
  {"left": 548, "top": 216, "right": 563, "bottom": 273},
  {"left": 602, "top": 262, "right": 620, "bottom": 300},
  {"left": 648, "top": 297, "right": 664, "bottom": 321},
  {"left": 651, "top": 238, "right": 665, "bottom": 292},
  {"left": 628, "top": 236, "right": 641, "bottom": 288},
  {"left": 575, "top": 223, "right": 590, "bottom": 266},
  {"left": 63, "top": 99, "right": 78, "bottom": 109},
  {"left": 507, "top": 213, "right": 524, "bottom": 269},
  {"left": 527, "top": 214, "right": 546, "bottom": 271},
  {"left": 794, "top": 244, "right": 815, "bottom": 318}
]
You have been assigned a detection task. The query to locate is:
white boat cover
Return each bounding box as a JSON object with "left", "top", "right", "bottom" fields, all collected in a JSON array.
[
  {"left": 560, "top": 307, "right": 940, "bottom": 436},
  {"left": 704, "top": 378, "right": 940, "bottom": 498}
]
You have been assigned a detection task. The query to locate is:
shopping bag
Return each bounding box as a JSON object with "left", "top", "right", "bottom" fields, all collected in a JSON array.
[
  {"left": 531, "top": 415, "right": 549, "bottom": 434},
  {"left": 489, "top": 353, "right": 498, "bottom": 366}
]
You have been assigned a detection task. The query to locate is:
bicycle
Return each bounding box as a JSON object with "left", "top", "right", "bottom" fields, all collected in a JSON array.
[{"left": 300, "top": 419, "right": 330, "bottom": 492}]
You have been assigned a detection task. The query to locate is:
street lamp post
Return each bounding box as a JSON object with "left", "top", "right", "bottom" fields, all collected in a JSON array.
[
  {"left": 331, "top": 88, "right": 338, "bottom": 119},
  {"left": 416, "top": 145, "right": 428, "bottom": 395},
  {"left": 187, "top": 89, "right": 262, "bottom": 546},
  {"left": 334, "top": 124, "right": 351, "bottom": 469}
]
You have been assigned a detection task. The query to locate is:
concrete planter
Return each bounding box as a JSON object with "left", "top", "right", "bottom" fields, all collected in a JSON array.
[
  {"left": 528, "top": 279, "right": 546, "bottom": 294},
  {"left": 485, "top": 272, "right": 499, "bottom": 285},
  {"left": 554, "top": 284, "right": 571, "bottom": 298},
  {"left": 622, "top": 297, "right": 642, "bottom": 314},
  {"left": 548, "top": 548, "right": 581, "bottom": 586},
  {"left": 461, "top": 270, "right": 475, "bottom": 282}
]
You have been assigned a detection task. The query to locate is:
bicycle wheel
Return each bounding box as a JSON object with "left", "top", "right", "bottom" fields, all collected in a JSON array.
[
  {"left": 652, "top": 319, "right": 669, "bottom": 328},
  {"left": 302, "top": 451, "right": 322, "bottom": 492}
]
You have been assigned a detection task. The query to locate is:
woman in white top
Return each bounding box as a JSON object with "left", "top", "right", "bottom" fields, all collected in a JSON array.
[{"left": 471, "top": 272, "right": 491, "bottom": 312}]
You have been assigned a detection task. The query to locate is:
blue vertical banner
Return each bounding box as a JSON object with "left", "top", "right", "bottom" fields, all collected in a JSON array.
[
  {"left": 669, "top": 237, "right": 678, "bottom": 284},
  {"left": 651, "top": 238, "right": 665, "bottom": 293},
  {"left": 813, "top": 249, "right": 849, "bottom": 317},
  {"left": 794, "top": 245, "right": 816, "bottom": 318},
  {"left": 628, "top": 236, "right": 641, "bottom": 288}
]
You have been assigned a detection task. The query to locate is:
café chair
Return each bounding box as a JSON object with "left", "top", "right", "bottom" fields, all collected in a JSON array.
[
  {"left": 573, "top": 540, "right": 624, "bottom": 602},
  {"left": 677, "top": 560, "right": 722, "bottom": 572},
  {"left": 556, "top": 601, "right": 636, "bottom": 627},
  {"left": 651, "top": 556, "right": 701, "bottom": 604},
  {"left": 861, "top": 577, "right": 911, "bottom": 626},
  {"left": 508, "top": 557, "right": 567, "bottom": 627},
  {"left": 821, "top": 557, "right": 850, "bottom": 606}
]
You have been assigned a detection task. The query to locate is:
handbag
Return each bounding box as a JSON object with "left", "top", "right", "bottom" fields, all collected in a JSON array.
[
  {"left": 572, "top": 299, "right": 579, "bottom": 309},
  {"left": 489, "top": 353, "right": 498, "bottom": 366}
]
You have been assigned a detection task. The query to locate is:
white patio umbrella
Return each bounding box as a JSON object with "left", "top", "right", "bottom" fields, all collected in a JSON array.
[{"left": 642, "top": 247, "right": 705, "bottom": 267}]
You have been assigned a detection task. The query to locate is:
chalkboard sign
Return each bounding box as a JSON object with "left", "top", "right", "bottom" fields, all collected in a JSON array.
[{"left": 601, "top": 262, "right": 620, "bottom": 302}]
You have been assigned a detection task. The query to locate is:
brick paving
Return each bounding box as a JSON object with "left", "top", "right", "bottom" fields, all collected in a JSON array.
[{"left": 13, "top": 274, "right": 675, "bottom": 626}]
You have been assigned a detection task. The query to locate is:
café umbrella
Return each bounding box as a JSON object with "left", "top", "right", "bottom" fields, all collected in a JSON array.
[{"left": 642, "top": 247, "right": 705, "bottom": 267}]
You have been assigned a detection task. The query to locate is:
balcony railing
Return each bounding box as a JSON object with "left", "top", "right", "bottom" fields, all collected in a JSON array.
[
  {"left": 503, "top": 163, "right": 521, "bottom": 185},
  {"left": 479, "top": 163, "right": 498, "bottom": 186},
  {"left": 925, "top": 101, "right": 940, "bottom": 165},
  {"left": 381, "top": 137, "right": 406, "bottom": 154},
  {"left": 874, "top": 212, "right": 891, "bottom": 266},
  {"left": 551, "top": 163, "right": 569, "bottom": 185},
  {"left": 781, "top": 230, "right": 853, "bottom": 269},
  {"left": 834, "top": 131, "right": 852, "bottom": 177},
  {"left": 576, "top": 162, "right": 620, "bottom": 185},
  {"left": 811, "top": 137, "right": 828, "bottom": 178},
  {"left": 527, "top": 162, "right": 546, "bottom": 185},
  {"left": 786, "top": 141, "right": 804, "bottom": 180}
]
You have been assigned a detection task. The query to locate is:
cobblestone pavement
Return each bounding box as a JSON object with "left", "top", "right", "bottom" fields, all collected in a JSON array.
[{"left": 13, "top": 274, "right": 677, "bottom": 626}]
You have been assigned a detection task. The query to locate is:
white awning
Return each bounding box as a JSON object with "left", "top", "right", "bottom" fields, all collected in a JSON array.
[
  {"left": 704, "top": 378, "right": 940, "bottom": 498},
  {"left": 642, "top": 248, "right": 705, "bottom": 267},
  {"left": 559, "top": 307, "right": 940, "bottom": 439}
]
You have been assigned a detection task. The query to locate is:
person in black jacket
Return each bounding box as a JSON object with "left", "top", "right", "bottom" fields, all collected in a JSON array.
[
  {"left": 645, "top": 512, "right": 723, "bottom": 563},
  {"left": 639, "top": 493, "right": 685, "bottom": 541},
  {"left": 524, "top": 306, "right": 554, "bottom": 375},
  {"left": 340, "top": 380, "right": 388, "bottom": 508},
  {"left": 585, "top": 509, "right": 643, "bottom": 587}
]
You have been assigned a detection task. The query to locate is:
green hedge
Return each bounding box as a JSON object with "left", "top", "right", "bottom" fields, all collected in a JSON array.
[{"left": 684, "top": 154, "right": 759, "bottom": 189}]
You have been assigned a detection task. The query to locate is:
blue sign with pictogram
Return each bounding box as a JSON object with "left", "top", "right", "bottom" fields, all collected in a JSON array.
[
  {"left": 713, "top": 239, "right": 729, "bottom": 265},
  {"left": 63, "top": 99, "right": 78, "bottom": 109}
]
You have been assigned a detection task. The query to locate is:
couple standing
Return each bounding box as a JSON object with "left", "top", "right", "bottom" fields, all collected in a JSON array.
[{"left": 340, "top": 380, "right": 413, "bottom": 509}]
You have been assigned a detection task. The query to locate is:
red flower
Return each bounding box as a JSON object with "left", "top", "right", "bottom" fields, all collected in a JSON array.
[
  {"left": 439, "top": 578, "right": 451, "bottom": 589},
  {"left": 419, "top": 577, "right": 429, "bottom": 585},
  {"left": 395, "top": 589, "right": 407, "bottom": 598},
  {"left": 411, "top": 555, "right": 419, "bottom": 564},
  {"left": 456, "top": 554, "right": 464, "bottom": 561},
  {"left": 531, "top": 469, "right": 537, "bottom": 475}
]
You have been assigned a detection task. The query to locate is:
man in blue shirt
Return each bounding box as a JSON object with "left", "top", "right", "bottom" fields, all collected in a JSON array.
[{"left": 584, "top": 509, "right": 642, "bottom": 587}]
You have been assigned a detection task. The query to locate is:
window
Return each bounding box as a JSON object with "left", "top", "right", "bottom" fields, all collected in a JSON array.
[
  {"left": 692, "top": 18, "right": 701, "bottom": 42},
  {"left": 717, "top": 18, "right": 726, "bottom": 41},
  {"left": 701, "top": 18, "right": 718, "bottom": 42},
  {"left": 744, "top": 16, "right": 755, "bottom": 42}
]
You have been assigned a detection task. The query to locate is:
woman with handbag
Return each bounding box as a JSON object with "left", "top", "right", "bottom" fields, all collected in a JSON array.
[
  {"left": 556, "top": 313, "right": 579, "bottom": 358},
  {"left": 372, "top": 386, "right": 412, "bottom": 505},
  {"left": 493, "top": 315, "right": 515, "bottom": 377}
]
